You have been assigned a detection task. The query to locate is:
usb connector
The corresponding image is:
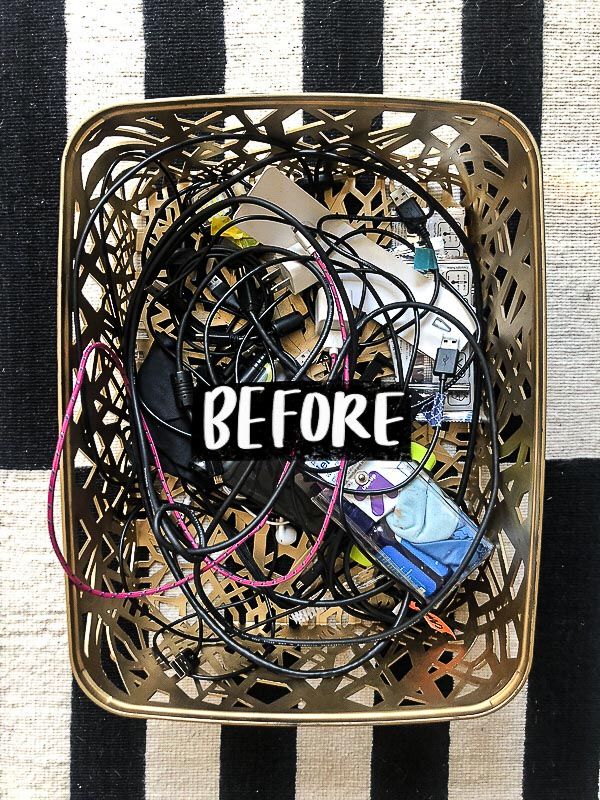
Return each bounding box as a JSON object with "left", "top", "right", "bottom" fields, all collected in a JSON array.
[
  {"left": 390, "top": 184, "right": 428, "bottom": 237},
  {"left": 433, "top": 337, "right": 460, "bottom": 377},
  {"left": 269, "top": 232, "right": 319, "bottom": 294}
]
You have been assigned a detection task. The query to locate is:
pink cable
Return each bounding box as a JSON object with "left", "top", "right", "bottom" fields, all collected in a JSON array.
[
  {"left": 48, "top": 344, "right": 301, "bottom": 596},
  {"left": 313, "top": 252, "right": 350, "bottom": 385},
  {"left": 48, "top": 341, "right": 193, "bottom": 599},
  {"left": 197, "top": 250, "right": 352, "bottom": 587},
  {"left": 49, "top": 251, "right": 351, "bottom": 596}
]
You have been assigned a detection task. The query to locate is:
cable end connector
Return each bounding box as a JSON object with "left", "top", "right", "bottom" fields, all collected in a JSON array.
[
  {"left": 207, "top": 459, "right": 225, "bottom": 485},
  {"left": 390, "top": 184, "right": 429, "bottom": 239},
  {"left": 267, "top": 234, "right": 316, "bottom": 294},
  {"left": 171, "top": 370, "right": 194, "bottom": 411},
  {"left": 433, "top": 337, "right": 460, "bottom": 378},
  {"left": 171, "top": 647, "right": 198, "bottom": 679},
  {"left": 389, "top": 185, "right": 412, "bottom": 207}
]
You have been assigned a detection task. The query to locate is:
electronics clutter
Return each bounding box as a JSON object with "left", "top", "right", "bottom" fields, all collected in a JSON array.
[{"left": 49, "top": 135, "right": 499, "bottom": 683}]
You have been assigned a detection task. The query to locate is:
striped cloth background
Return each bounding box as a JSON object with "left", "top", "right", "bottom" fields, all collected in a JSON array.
[{"left": 1, "top": 1, "right": 599, "bottom": 798}]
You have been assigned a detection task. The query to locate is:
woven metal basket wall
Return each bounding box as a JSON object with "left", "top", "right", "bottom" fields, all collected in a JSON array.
[{"left": 58, "top": 94, "right": 545, "bottom": 724}]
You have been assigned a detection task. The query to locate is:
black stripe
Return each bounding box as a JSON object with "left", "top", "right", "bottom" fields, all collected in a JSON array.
[
  {"left": 302, "top": 8, "right": 388, "bottom": 797},
  {"left": 143, "top": 0, "right": 226, "bottom": 98},
  {"left": 70, "top": 680, "right": 146, "bottom": 800},
  {"left": 462, "top": 0, "right": 544, "bottom": 142},
  {"left": 303, "top": 0, "right": 384, "bottom": 94},
  {"left": 220, "top": 726, "right": 296, "bottom": 800},
  {"left": 523, "top": 459, "right": 600, "bottom": 800},
  {"left": 0, "top": 0, "right": 67, "bottom": 468},
  {"left": 371, "top": 723, "right": 449, "bottom": 800}
]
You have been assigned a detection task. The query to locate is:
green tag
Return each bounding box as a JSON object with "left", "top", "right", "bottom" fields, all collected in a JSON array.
[{"left": 413, "top": 246, "right": 438, "bottom": 272}]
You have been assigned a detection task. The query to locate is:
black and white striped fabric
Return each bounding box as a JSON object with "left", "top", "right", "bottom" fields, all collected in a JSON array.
[{"left": 1, "top": 2, "right": 599, "bottom": 798}]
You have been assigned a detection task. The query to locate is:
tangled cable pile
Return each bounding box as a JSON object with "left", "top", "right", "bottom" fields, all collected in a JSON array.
[{"left": 50, "top": 133, "right": 499, "bottom": 681}]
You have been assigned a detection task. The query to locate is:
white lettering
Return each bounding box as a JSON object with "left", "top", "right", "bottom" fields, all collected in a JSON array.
[
  {"left": 203, "top": 386, "right": 237, "bottom": 449},
  {"left": 300, "top": 392, "right": 331, "bottom": 442},
  {"left": 374, "top": 392, "right": 405, "bottom": 446},
  {"left": 331, "top": 392, "right": 369, "bottom": 447},
  {"left": 272, "top": 389, "right": 301, "bottom": 448},
  {"left": 237, "top": 386, "right": 265, "bottom": 450}
]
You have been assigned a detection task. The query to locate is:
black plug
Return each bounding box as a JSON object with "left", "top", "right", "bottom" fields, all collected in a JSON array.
[
  {"left": 171, "top": 370, "right": 194, "bottom": 411},
  {"left": 433, "top": 337, "right": 460, "bottom": 377},
  {"left": 236, "top": 274, "right": 264, "bottom": 314},
  {"left": 210, "top": 277, "right": 241, "bottom": 312},
  {"left": 297, "top": 170, "right": 344, "bottom": 195},
  {"left": 207, "top": 459, "right": 224, "bottom": 485},
  {"left": 171, "top": 647, "right": 199, "bottom": 679},
  {"left": 269, "top": 311, "right": 305, "bottom": 338},
  {"left": 390, "top": 185, "right": 429, "bottom": 238}
]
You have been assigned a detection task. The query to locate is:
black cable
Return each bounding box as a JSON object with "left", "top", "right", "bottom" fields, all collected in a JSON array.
[{"left": 67, "top": 132, "right": 496, "bottom": 681}]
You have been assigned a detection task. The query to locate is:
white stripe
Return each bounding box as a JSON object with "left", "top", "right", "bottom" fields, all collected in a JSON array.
[
  {"left": 383, "top": 0, "right": 462, "bottom": 100},
  {"left": 448, "top": 684, "right": 528, "bottom": 800},
  {"left": 145, "top": 721, "right": 220, "bottom": 800},
  {"left": 224, "top": 0, "right": 303, "bottom": 94},
  {"left": 542, "top": 0, "right": 600, "bottom": 457},
  {"left": 0, "top": 470, "right": 71, "bottom": 800},
  {"left": 65, "top": 0, "right": 144, "bottom": 135},
  {"left": 296, "top": 724, "right": 372, "bottom": 800}
]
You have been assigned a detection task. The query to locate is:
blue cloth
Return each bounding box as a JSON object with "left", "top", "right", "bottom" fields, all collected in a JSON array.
[{"left": 385, "top": 476, "right": 459, "bottom": 543}]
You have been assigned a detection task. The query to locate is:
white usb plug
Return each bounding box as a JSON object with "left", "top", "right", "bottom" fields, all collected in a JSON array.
[
  {"left": 389, "top": 185, "right": 412, "bottom": 207},
  {"left": 272, "top": 229, "right": 321, "bottom": 294},
  {"left": 274, "top": 240, "right": 317, "bottom": 294}
]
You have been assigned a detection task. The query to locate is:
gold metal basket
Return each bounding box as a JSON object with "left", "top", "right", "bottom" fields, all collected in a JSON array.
[{"left": 58, "top": 94, "right": 545, "bottom": 724}]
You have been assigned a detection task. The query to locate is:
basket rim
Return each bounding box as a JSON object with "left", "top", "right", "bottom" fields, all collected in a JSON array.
[
  {"left": 61, "top": 91, "right": 543, "bottom": 175},
  {"left": 69, "top": 646, "right": 531, "bottom": 725}
]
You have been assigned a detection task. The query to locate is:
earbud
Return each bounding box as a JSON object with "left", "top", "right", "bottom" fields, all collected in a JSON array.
[{"left": 275, "top": 522, "right": 298, "bottom": 546}]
